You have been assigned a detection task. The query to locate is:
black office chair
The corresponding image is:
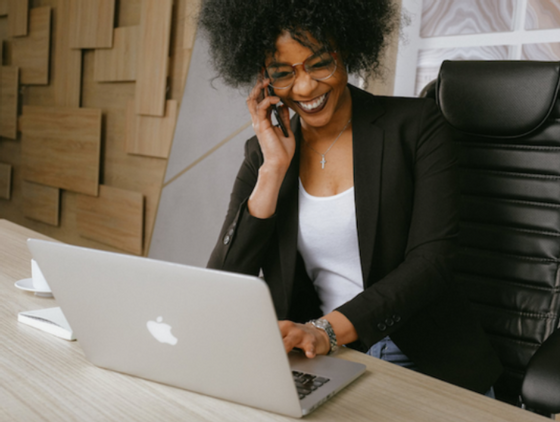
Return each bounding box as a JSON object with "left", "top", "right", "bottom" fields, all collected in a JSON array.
[{"left": 423, "top": 60, "right": 560, "bottom": 417}]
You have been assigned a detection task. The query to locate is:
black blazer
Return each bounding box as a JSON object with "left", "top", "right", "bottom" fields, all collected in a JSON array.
[{"left": 208, "top": 85, "right": 503, "bottom": 393}]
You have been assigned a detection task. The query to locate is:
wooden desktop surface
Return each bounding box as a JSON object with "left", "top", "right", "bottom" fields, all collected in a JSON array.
[{"left": 0, "top": 219, "right": 549, "bottom": 421}]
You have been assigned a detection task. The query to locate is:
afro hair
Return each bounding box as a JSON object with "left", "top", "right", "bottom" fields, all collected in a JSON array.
[{"left": 198, "top": 0, "right": 399, "bottom": 88}]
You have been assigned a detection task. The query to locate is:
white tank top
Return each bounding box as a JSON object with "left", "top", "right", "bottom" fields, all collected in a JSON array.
[{"left": 297, "top": 179, "right": 364, "bottom": 315}]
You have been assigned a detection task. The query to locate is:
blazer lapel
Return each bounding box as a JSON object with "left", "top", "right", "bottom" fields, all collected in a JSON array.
[
  {"left": 275, "top": 85, "right": 386, "bottom": 306},
  {"left": 350, "top": 86, "right": 386, "bottom": 287}
]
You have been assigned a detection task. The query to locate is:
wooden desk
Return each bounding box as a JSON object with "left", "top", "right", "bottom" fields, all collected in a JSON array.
[{"left": 0, "top": 219, "right": 549, "bottom": 421}]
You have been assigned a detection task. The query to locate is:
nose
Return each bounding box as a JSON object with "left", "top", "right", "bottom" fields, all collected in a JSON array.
[{"left": 291, "top": 66, "right": 318, "bottom": 97}]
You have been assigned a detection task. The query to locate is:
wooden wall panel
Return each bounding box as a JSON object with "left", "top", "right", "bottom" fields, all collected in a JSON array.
[
  {"left": 69, "top": 0, "right": 115, "bottom": 49},
  {"left": 53, "top": 0, "right": 82, "bottom": 107},
  {"left": 76, "top": 185, "right": 143, "bottom": 254},
  {"left": 135, "top": 0, "right": 172, "bottom": 116},
  {"left": 126, "top": 99, "right": 177, "bottom": 158},
  {"left": 117, "top": 0, "right": 140, "bottom": 27},
  {"left": 0, "top": 66, "right": 18, "bottom": 139},
  {"left": 81, "top": 48, "right": 166, "bottom": 257},
  {"left": 94, "top": 25, "right": 138, "bottom": 82},
  {"left": 0, "top": 0, "right": 196, "bottom": 257},
  {"left": 20, "top": 106, "right": 101, "bottom": 196},
  {"left": 0, "top": 0, "right": 7, "bottom": 16},
  {"left": 7, "top": 0, "right": 28, "bottom": 37},
  {"left": 0, "top": 163, "right": 12, "bottom": 199},
  {"left": 22, "top": 181, "right": 59, "bottom": 226},
  {"left": 11, "top": 6, "right": 51, "bottom": 85}
]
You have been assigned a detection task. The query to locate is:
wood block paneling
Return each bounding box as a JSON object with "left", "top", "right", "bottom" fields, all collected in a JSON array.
[
  {"left": 135, "top": 0, "right": 172, "bottom": 116},
  {"left": 0, "top": 66, "right": 18, "bottom": 139},
  {"left": 8, "top": 0, "right": 28, "bottom": 37},
  {"left": 77, "top": 185, "right": 143, "bottom": 254},
  {"left": 117, "top": 0, "right": 140, "bottom": 27},
  {"left": 22, "top": 181, "right": 59, "bottom": 226},
  {"left": 69, "top": 0, "right": 115, "bottom": 49},
  {"left": 0, "top": 0, "right": 194, "bottom": 257},
  {"left": 11, "top": 6, "right": 51, "bottom": 85},
  {"left": 0, "top": 163, "right": 12, "bottom": 199},
  {"left": 81, "top": 48, "right": 166, "bottom": 256},
  {"left": 53, "top": 0, "right": 82, "bottom": 107},
  {"left": 20, "top": 106, "right": 102, "bottom": 196},
  {"left": 94, "top": 26, "right": 138, "bottom": 82},
  {"left": 0, "top": 0, "right": 7, "bottom": 16},
  {"left": 125, "top": 99, "right": 177, "bottom": 158}
]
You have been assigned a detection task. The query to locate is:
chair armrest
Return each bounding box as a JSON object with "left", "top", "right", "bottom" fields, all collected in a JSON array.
[{"left": 521, "top": 328, "right": 560, "bottom": 414}]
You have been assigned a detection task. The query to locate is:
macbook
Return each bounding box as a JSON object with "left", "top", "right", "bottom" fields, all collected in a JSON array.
[{"left": 28, "top": 239, "right": 366, "bottom": 418}]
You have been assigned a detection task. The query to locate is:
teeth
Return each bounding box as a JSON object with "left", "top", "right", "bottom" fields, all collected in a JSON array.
[{"left": 298, "top": 93, "right": 327, "bottom": 111}]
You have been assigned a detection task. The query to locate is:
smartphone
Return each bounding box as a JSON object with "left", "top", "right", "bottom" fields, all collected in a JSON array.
[{"left": 264, "top": 77, "right": 289, "bottom": 137}]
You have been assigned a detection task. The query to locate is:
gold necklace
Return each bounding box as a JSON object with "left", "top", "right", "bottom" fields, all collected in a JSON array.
[{"left": 303, "top": 118, "right": 352, "bottom": 169}]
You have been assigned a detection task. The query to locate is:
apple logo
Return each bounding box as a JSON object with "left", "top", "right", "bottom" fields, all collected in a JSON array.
[{"left": 147, "top": 316, "right": 178, "bottom": 345}]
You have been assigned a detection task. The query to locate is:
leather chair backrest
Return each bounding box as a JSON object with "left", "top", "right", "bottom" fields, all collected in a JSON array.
[{"left": 426, "top": 60, "right": 560, "bottom": 404}]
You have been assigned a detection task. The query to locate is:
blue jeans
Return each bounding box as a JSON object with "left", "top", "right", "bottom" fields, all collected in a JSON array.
[
  {"left": 367, "top": 335, "right": 419, "bottom": 371},
  {"left": 366, "top": 336, "right": 495, "bottom": 399}
]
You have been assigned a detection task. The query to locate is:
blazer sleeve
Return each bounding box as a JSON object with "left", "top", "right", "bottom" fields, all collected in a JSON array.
[
  {"left": 336, "top": 99, "right": 460, "bottom": 350},
  {"left": 207, "top": 136, "right": 277, "bottom": 276}
]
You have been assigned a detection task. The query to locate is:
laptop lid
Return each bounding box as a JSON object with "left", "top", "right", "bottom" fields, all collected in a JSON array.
[{"left": 28, "top": 239, "right": 365, "bottom": 418}]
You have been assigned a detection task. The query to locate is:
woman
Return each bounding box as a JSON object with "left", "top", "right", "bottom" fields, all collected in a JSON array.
[{"left": 201, "top": 0, "right": 502, "bottom": 394}]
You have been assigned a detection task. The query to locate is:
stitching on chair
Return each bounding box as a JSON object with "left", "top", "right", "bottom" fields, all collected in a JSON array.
[
  {"left": 459, "top": 142, "right": 560, "bottom": 152},
  {"left": 455, "top": 272, "right": 560, "bottom": 293},
  {"left": 461, "top": 169, "right": 560, "bottom": 180},
  {"left": 461, "top": 221, "right": 560, "bottom": 237},
  {"left": 473, "top": 302, "right": 558, "bottom": 321},
  {"left": 486, "top": 333, "right": 542, "bottom": 349},
  {"left": 460, "top": 246, "right": 557, "bottom": 263},
  {"left": 462, "top": 195, "right": 560, "bottom": 209}
]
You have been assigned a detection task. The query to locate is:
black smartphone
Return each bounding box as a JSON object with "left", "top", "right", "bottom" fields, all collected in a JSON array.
[{"left": 264, "top": 76, "right": 289, "bottom": 137}]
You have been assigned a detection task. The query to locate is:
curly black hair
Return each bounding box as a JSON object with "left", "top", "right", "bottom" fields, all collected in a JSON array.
[{"left": 198, "top": 0, "right": 399, "bottom": 88}]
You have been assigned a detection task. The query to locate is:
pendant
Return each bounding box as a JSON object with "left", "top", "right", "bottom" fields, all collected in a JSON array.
[{"left": 320, "top": 155, "right": 326, "bottom": 169}]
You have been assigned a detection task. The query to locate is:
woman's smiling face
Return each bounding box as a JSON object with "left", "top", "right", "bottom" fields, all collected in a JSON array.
[{"left": 265, "top": 31, "right": 351, "bottom": 130}]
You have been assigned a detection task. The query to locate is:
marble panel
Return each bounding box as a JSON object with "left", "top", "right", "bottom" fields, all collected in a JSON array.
[
  {"left": 522, "top": 42, "right": 560, "bottom": 61},
  {"left": 415, "top": 45, "right": 512, "bottom": 96},
  {"left": 149, "top": 125, "right": 252, "bottom": 267},
  {"left": 164, "top": 34, "right": 253, "bottom": 184},
  {"left": 421, "top": 0, "right": 515, "bottom": 38},
  {"left": 526, "top": 0, "right": 560, "bottom": 30}
]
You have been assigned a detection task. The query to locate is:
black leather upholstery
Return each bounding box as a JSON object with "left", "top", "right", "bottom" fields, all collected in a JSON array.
[
  {"left": 522, "top": 328, "right": 560, "bottom": 414},
  {"left": 438, "top": 61, "right": 560, "bottom": 137},
  {"left": 424, "top": 60, "right": 560, "bottom": 410}
]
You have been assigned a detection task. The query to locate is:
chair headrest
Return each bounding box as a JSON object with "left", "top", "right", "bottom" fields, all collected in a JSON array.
[{"left": 436, "top": 61, "right": 560, "bottom": 138}]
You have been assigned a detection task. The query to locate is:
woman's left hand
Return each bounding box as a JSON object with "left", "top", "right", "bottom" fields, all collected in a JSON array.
[{"left": 278, "top": 320, "right": 331, "bottom": 358}]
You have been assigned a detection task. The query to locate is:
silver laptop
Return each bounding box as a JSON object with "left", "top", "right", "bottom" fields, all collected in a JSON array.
[{"left": 28, "top": 239, "right": 366, "bottom": 418}]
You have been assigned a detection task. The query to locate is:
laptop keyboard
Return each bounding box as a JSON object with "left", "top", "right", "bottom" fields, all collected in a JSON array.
[{"left": 292, "top": 371, "right": 330, "bottom": 400}]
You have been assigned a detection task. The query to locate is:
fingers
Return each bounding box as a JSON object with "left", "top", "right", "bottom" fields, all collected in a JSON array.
[
  {"left": 255, "top": 96, "right": 281, "bottom": 118},
  {"left": 246, "top": 78, "right": 270, "bottom": 118},
  {"left": 278, "top": 321, "right": 325, "bottom": 358},
  {"left": 276, "top": 104, "right": 292, "bottom": 137},
  {"left": 246, "top": 79, "right": 282, "bottom": 134}
]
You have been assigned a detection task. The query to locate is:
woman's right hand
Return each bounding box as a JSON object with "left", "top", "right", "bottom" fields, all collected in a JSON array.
[
  {"left": 245, "top": 78, "right": 296, "bottom": 219},
  {"left": 246, "top": 78, "right": 295, "bottom": 173}
]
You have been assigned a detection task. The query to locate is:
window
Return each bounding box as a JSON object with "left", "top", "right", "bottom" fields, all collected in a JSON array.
[{"left": 395, "top": 0, "right": 560, "bottom": 97}]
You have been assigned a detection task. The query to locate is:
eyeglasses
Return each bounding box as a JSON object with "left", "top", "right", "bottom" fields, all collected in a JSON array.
[{"left": 265, "top": 51, "right": 337, "bottom": 90}]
